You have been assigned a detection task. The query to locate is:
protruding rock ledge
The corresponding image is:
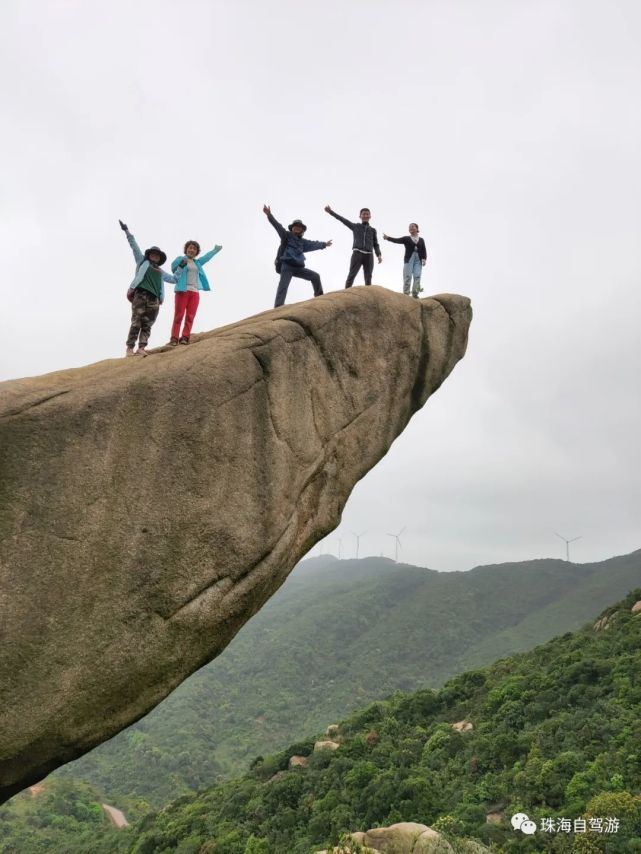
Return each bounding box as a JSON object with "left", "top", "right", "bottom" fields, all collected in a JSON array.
[{"left": 0, "top": 287, "right": 471, "bottom": 801}]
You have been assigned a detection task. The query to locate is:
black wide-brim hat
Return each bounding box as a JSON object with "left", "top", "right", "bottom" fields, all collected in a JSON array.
[
  {"left": 288, "top": 220, "right": 307, "bottom": 233},
  {"left": 144, "top": 246, "right": 167, "bottom": 266}
]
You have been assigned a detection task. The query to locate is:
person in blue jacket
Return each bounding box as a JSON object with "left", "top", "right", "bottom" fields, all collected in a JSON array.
[
  {"left": 119, "top": 220, "right": 177, "bottom": 357},
  {"left": 169, "top": 240, "right": 223, "bottom": 344},
  {"left": 263, "top": 205, "right": 332, "bottom": 307}
]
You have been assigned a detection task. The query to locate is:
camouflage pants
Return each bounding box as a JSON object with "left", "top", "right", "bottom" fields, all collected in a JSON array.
[{"left": 126, "top": 289, "right": 160, "bottom": 348}]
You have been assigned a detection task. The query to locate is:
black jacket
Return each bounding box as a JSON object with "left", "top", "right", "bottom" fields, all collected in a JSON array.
[
  {"left": 328, "top": 210, "right": 381, "bottom": 257},
  {"left": 385, "top": 235, "right": 427, "bottom": 263}
]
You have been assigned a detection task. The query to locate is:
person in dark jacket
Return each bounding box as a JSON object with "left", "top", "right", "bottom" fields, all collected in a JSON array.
[
  {"left": 324, "top": 204, "right": 382, "bottom": 287},
  {"left": 263, "top": 205, "right": 332, "bottom": 307},
  {"left": 383, "top": 223, "right": 427, "bottom": 298}
]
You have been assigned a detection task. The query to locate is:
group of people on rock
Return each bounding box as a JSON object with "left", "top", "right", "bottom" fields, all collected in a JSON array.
[{"left": 120, "top": 206, "right": 427, "bottom": 357}]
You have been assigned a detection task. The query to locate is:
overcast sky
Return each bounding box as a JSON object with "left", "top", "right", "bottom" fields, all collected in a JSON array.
[{"left": 1, "top": 0, "right": 639, "bottom": 571}]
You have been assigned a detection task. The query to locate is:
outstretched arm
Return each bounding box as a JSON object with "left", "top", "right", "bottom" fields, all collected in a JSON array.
[
  {"left": 159, "top": 270, "right": 179, "bottom": 304},
  {"left": 120, "top": 219, "right": 143, "bottom": 264},
  {"left": 198, "top": 245, "right": 223, "bottom": 265},
  {"left": 263, "top": 205, "right": 288, "bottom": 238},
  {"left": 301, "top": 238, "right": 333, "bottom": 252},
  {"left": 383, "top": 234, "right": 405, "bottom": 244},
  {"left": 324, "top": 205, "right": 355, "bottom": 230}
]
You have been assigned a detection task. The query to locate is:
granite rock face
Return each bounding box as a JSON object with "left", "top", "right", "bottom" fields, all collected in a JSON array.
[{"left": 0, "top": 287, "right": 471, "bottom": 801}]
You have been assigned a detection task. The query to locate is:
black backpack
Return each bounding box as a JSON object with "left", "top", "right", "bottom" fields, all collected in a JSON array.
[{"left": 274, "top": 235, "right": 289, "bottom": 274}]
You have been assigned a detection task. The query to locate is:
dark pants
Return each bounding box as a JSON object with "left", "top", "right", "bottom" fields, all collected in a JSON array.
[
  {"left": 345, "top": 250, "right": 374, "bottom": 287},
  {"left": 275, "top": 263, "right": 323, "bottom": 308},
  {"left": 126, "top": 289, "right": 160, "bottom": 348}
]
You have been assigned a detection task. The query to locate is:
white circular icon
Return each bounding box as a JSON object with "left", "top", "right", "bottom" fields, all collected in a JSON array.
[
  {"left": 511, "top": 813, "right": 529, "bottom": 830},
  {"left": 521, "top": 820, "right": 537, "bottom": 835}
]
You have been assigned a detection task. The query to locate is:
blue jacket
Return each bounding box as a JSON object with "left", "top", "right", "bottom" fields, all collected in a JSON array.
[
  {"left": 171, "top": 246, "right": 222, "bottom": 292},
  {"left": 125, "top": 231, "right": 177, "bottom": 304},
  {"left": 267, "top": 212, "right": 328, "bottom": 267}
]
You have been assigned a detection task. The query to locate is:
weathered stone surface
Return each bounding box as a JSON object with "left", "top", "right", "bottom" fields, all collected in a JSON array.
[
  {"left": 288, "top": 755, "right": 309, "bottom": 768},
  {"left": 451, "top": 719, "right": 474, "bottom": 733},
  {"left": 413, "top": 827, "right": 455, "bottom": 854},
  {"left": 315, "top": 824, "right": 489, "bottom": 854},
  {"left": 0, "top": 287, "right": 471, "bottom": 801},
  {"left": 631, "top": 600, "right": 641, "bottom": 614},
  {"left": 364, "top": 822, "right": 451, "bottom": 854},
  {"left": 315, "top": 846, "right": 377, "bottom": 854},
  {"left": 314, "top": 740, "right": 341, "bottom": 752}
]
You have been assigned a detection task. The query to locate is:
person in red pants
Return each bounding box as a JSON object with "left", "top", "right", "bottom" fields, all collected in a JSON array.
[{"left": 169, "top": 240, "right": 222, "bottom": 344}]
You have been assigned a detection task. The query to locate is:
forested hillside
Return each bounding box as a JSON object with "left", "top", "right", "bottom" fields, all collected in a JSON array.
[
  {"left": 55, "top": 551, "right": 641, "bottom": 808},
  {"left": 4, "top": 588, "right": 640, "bottom": 853}
]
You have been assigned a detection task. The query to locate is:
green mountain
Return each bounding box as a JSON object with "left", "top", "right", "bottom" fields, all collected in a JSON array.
[
  {"left": 54, "top": 550, "right": 641, "bottom": 808},
  {"left": 5, "top": 587, "right": 640, "bottom": 853}
]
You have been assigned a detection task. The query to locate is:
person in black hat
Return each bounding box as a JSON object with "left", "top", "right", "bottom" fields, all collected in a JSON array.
[
  {"left": 119, "top": 220, "right": 178, "bottom": 356},
  {"left": 263, "top": 205, "right": 332, "bottom": 307}
]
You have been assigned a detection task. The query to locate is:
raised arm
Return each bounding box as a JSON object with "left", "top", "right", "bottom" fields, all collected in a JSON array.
[
  {"left": 198, "top": 245, "right": 223, "bottom": 265},
  {"left": 119, "top": 219, "right": 144, "bottom": 264},
  {"left": 263, "top": 205, "right": 288, "bottom": 238},
  {"left": 324, "top": 205, "right": 355, "bottom": 230}
]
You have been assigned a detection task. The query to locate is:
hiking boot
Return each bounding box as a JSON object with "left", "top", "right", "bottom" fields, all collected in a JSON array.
[
  {"left": 179, "top": 337, "right": 189, "bottom": 345},
  {"left": 126, "top": 347, "right": 136, "bottom": 357},
  {"left": 412, "top": 292, "right": 419, "bottom": 299},
  {"left": 136, "top": 348, "right": 148, "bottom": 357},
  {"left": 168, "top": 337, "right": 179, "bottom": 346}
]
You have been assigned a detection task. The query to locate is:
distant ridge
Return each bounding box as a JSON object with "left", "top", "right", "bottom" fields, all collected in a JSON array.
[{"left": 55, "top": 548, "right": 641, "bottom": 807}]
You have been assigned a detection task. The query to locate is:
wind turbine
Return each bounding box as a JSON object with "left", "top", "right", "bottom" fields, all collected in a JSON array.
[
  {"left": 555, "top": 532, "right": 582, "bottom": 562},
  {"left": 353, "top": 531, "right": 367, "bottom": 559},
  {"left": 337, "top": 537, "right": 342, "bottom": 559},
  {"left": 387, "top": 527, "right": 406, "bottom": 562}
]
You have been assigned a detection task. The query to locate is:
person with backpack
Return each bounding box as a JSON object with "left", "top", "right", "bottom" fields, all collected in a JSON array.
[
  {"left": 119, "top": 220, "right": 178, "bottom": 356},
  {"left": 382, "top": 223, "right": 427, "bottom": 298},
  {"left": 169, "top": 239, "right": 223, "bottom": 345},
  {"left": 263, "top": 205, "right": 332, "bottom": 307},
  {"left": 324, "top": 204, "right": 382, "bottom": 287}
]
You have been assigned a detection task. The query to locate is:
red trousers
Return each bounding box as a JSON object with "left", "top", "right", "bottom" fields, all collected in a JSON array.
[{"left": 171, "top": 291, "right": 200, "bottom": 340}]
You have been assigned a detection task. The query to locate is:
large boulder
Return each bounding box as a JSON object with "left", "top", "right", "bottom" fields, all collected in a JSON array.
[
  {"left": 314, "top": 740, "right": 341, "bottom": 753},
  {"left": 0, "top": 287, "right": 471, "bottom": 801},
  {"left": 364, "top": 822, "right": 452, "bottom": 853},
  {"left": 315, "top": 824, "right": 490, "bottom": 854}
]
